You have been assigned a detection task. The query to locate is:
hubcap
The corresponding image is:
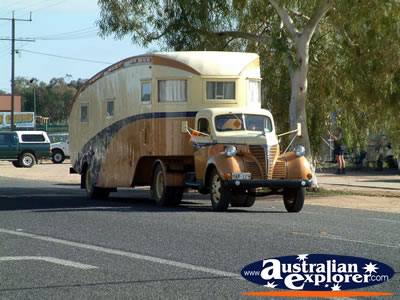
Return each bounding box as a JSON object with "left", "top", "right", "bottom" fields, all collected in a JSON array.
[
  {"left": 211, "top": 174, "right": 221, "bottom": 203},
  {"left": 86, "top": 169, "right": 93, "bottom": 193},
  {"left": 54, "top": 153, "right": 62, "bottom": 162},
  {"left": 155, "top": 171, "right": 164, "bottom": 199},
  {"left": 23, "top": 156, "right": 33, "bottom": 166}
]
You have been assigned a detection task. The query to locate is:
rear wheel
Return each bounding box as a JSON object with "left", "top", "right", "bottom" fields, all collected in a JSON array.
[
  {"left": 19, "top": 153, "right": 35, "bottom": 168},
  {"left": 209, "top": 168, "right": 231, "bottom": 211},
  {"left": 84, "top": 167, "right": 110, "bottom": 200},
  {"left": 283, "top": 187, "right": 305, "bottom": 212},
  {"left": 52, "top": 149, "right": 65, "bottom": 164},
  {"left": 151, "top": 163, "right": 183, "bottom": 206},
  {"left": 230, "top": 188, "right": 256, "bottom": 207}
]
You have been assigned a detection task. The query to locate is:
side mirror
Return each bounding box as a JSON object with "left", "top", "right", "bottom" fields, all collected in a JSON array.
[{"left": 297, "top": 123, "right": 302, "bottom": 137}]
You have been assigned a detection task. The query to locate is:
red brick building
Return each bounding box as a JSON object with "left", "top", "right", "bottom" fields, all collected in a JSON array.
[{"left": 0, "top": 95, "right": 22, "bottom": 112}]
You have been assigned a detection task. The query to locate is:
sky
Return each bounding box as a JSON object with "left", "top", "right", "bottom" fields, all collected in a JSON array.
[{"left": 0, "top": 0, "right": 151, "bottom": 92}]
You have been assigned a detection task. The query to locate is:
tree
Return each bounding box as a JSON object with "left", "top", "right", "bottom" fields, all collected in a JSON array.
[
  {"left": 98, "top": 0, "right": 336, "bottom": 184},
  {"left": 14, "top": 76, "right": 78, "bottom": 124}
]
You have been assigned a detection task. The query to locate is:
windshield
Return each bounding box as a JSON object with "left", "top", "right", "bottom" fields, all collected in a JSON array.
[{"left": 215, "top": 114, "right": 272, "bottom": 132}]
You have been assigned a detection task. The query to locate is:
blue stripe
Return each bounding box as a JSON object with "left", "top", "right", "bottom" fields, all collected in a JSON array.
[{"left": 74, "top": 111, "right": 198, "bottom": 179}]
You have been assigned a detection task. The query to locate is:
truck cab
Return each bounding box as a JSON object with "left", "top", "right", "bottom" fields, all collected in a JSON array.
[{"left": 187, "top": 107, "right": 312, "bottom": 212}]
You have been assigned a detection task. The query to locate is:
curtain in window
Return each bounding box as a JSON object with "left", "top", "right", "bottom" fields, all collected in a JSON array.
[
  {"left": 159, "top": 80, "right": 187, "bottom": 102},
  {"left": 206, "top": 82, "right": 235, "bottom": 99},
  {"left": 248, "top": 80, "right": 261, "bottom": 105}
]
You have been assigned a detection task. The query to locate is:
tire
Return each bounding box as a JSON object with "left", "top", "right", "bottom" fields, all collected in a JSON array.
[
  {"left": 151, "top": 163, "right": 183, "bottom": 206},
  {"left": 19, "top": 153, "right": 35, "bottom": 168},
  {"left": 230, "top": 189, "right": 256, "bottom": 207},
  {"left": 12, "top": 161, "right": 22, "bottom": 168},
  {"left": 84, "top": 167, "right": 110, "bottom": 200},
  {"left": 209, "top": 168, "right": 231, "bottom": 211},
  {"left": 283, "top": 187, "right": 305, "bottom": 212},
  {"left": 52, "top": 149, "right": 65, "bottom": 164}
]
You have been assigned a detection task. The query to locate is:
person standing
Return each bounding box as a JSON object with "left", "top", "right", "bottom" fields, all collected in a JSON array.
[{"left": 329, "top": 128, "right": 346, "bottom": 174}]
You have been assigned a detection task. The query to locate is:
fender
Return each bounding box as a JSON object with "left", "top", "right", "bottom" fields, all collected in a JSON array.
[
  {"left": 276, "top": 152, "right": 312, "bottom": 180},
  {"left": 205, "top": 153, "right": 247, "bottom": 181}
]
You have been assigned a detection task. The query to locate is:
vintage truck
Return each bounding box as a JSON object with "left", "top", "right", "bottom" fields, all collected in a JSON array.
[
  {"left": 0, "top": 131, "right": 51, "bottom": 167},
  {"left": 69, "top": 51, "right": 312, "bottom": 212}
]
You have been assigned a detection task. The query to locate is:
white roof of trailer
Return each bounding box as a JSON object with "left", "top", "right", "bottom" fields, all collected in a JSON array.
[{"left": 154, "top": 51, "right": 259, "bottom": 76}]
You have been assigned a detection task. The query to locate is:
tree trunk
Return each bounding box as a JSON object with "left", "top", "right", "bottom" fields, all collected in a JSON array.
[{"left": 288, "top": 36, "right": 319, "bottom": 187}]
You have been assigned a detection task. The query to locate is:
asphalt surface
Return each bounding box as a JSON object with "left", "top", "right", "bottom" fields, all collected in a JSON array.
[{"left": 0, "top": 176, "right": 399, "bottom": 299}]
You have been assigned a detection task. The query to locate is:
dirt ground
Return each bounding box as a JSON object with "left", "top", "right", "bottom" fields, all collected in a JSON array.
[{"left": 1, "top": 160, "right": 399, "bottom": 214}]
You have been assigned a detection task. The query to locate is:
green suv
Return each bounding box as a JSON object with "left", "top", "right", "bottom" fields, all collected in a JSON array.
[{"left": 0, "top": 131, "right": 51, "bottom": 168}]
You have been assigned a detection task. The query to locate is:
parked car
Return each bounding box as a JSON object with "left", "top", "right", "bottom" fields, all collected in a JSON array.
[
  {"left": 0, "top": 131, "right": 51, "bottom": 168},
  {"left": 51, "top": 139, "right": 70, "bottom": 163}
]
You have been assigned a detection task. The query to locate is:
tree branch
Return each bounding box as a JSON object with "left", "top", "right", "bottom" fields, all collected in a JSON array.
[
  {"left": 303, "top": 0, "right": 336, "bottom": 42},
  {"left": 217, "top": 31, "right": 270, "bottom": 43},
  {"left": 289, "top": 9, "right": 310, "bottom": 21},
  {"left": 268, "top": 0, "right": 299, "bottom": 38}
]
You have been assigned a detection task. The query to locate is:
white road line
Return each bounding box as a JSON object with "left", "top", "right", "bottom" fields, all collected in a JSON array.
[
  {"left": 0, "top": 228, "right": 241, "bottom": 279},
  {"left": 0, "top": 256, "right": 97, "bottom": 269},
  {"left": 296, "top": 232, "right": 400, "bottom": 249},
  {"left": 302, "top": 211, "right": 400, "bottom": 224}
]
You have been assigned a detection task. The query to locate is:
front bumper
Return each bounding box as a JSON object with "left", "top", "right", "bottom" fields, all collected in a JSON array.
[{"left": 223, "top": 179, "right": 312, "bottom": 189}]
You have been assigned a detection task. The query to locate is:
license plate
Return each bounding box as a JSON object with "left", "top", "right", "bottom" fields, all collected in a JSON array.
[{"left": 232, "top": 172, "right": 251, "bottom": 180}]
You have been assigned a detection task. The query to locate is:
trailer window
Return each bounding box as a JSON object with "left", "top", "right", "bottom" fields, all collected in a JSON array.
[
  {"left": 141, "top": 82, "right": 151, "bottom": 102},
  {"left": 206, "top": 81, "right": 235, "bottom": 100},
  {"left": 248, "top": 80, "right": 261, "bottom": 106},
  {"left": 158, "top": 80, "right": 187, "bottom": 102},
  {"left": 80, "top": 105, "right": 88, "bottom": 123},
  {"left": 107, "top": 101, "right": 114, "bottom": 118}
]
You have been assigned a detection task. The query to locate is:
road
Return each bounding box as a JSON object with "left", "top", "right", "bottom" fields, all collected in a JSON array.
[{"left": 0, "top": 176, "right": 399, "bottom": 299}]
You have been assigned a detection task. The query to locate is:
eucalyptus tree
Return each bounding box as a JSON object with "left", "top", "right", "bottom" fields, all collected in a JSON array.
[{"left": 98, "top": 1, "right": 336, "bottom": 176}]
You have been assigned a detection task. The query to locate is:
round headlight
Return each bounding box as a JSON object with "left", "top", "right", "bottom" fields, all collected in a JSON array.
[
  {"left": 295, "top": 145, "right": 306, "bottom": 157},
  {"left": 225, "top": 145, "right": 237, "bottom": 157}
]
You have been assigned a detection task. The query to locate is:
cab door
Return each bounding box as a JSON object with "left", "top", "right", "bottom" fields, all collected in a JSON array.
[
  {"left": 194, "top": 117, "right": 213, "bottom": 182},
  {"left": 0, "top": 133, "right": 18, "bottom": 159}
]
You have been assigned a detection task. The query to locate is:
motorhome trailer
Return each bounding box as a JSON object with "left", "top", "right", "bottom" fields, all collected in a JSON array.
[{"left": 69, "top": 51, "right": 312, "bottom": 212}]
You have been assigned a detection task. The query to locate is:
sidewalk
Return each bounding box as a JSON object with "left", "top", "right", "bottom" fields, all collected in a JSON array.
[{"left": 316, "top": 169, "right": 400, "bottom": 196}]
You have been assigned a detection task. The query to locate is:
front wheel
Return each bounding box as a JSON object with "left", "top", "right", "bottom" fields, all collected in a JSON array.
[
  {"left": 52, "top": 150, "right": 65, "bottom": 164},
  {"left": 283, "top": 187, "right": 305, "bottom": 212},
  {"left": 84, "top": 167, "right": 110, "bottom": 200},
  {"left": 19, "top": 153, "right": 35, "bottom": 168},
  {"left": 151, "top": 163, "right": 183, "bottom": 206},
  {"left": 209, "top": 168, "right": 231, "bottom": 211}
]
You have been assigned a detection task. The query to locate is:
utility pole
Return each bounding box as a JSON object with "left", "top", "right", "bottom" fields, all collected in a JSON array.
[{"left": 0, "top": 12, "right": 34, "bottom": 131}]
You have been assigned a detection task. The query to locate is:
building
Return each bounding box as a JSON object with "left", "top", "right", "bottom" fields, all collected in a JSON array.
[{"left": 0, "top": 95, "right": 22, "bottom": 112}]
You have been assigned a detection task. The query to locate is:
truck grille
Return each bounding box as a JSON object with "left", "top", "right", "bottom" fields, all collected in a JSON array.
[
  {"left": 249, "top": 145, "right": 267, "bottom": 179},
  {"left": 248, "top": 144, "right": 284, "bottom": 180},
  {"left": 267, "top": 144, "right": 280, "bottom": 179},
  {"left": 272, "top": 159, "right": 287, "bottom": 179}
]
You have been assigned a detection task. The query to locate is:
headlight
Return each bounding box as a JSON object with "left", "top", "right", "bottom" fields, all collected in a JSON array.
[
  {"left": 225, "top": 145, "right": 237, "bottom": 157},
  {"left": 295, "top": 145, "right": 305, "bottom": 157}
]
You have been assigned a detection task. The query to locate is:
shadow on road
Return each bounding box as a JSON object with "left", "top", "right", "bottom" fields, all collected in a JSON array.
[{"left": 0, "top": 187, "right": 286, "bottom": 214}]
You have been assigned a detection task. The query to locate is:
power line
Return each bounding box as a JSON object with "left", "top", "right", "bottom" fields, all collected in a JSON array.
[
  {"left": 0, "top": 12, "right": 33, "bottom": 131},
  {"left": 19, "top": 49, "right": 112, "bottom": 64}
]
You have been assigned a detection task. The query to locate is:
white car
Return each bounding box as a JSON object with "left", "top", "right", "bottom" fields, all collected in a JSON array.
[{"left": 51, "top": 139, "right": 70, "bottom": 164}]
